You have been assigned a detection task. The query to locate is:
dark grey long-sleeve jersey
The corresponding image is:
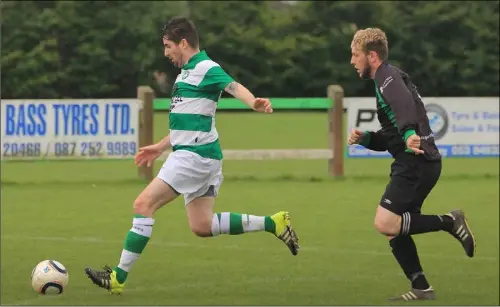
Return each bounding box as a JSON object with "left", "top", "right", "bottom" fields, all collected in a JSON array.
[{"left": 360, "top": 62, "right": 441, "bottom": 161}]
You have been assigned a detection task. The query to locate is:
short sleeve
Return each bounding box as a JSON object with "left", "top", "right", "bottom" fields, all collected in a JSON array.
[{"left": 200, "top": 66, "right": 235, "bottom": 91}]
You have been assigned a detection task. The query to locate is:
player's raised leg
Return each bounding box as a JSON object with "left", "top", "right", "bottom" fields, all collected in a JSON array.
[
  {"left": 185, "top": 189, "right": 300, "bottom": 255},
  {"left": 84, "top": 178, "right": 179, "bottom": 294},
  {"left": 376, "top": 159, "right": 475, "bottom": 258},
  {"left": 378, "top": 160, "right": 475, "bottom": 301}
]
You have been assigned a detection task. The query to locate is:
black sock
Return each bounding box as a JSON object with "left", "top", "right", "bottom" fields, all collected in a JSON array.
[
  {"left": 411, "top": 272, "right": 430, "bottom": 290},
  {"left": 390, "top": 236, "right": 430, "bottom": 290},
  {"left": 400, "top": 212, "right": 454, "bottom": 236}
]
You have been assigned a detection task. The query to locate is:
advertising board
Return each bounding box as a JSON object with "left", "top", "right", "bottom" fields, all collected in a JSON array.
[
  {"left": 1, "top": 99, "right": 141, "bottom": 160},
  {"left": 347, "top": 97, "right": 499, "bottom": 157}
]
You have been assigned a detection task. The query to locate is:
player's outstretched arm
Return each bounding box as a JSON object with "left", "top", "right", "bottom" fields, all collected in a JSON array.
[
  {"left": 224, "top": 82, "right": 254, "bottom": 107},
  {"left": 363, "top": 130, "right": 388, "bottom": 151},
  {"left": 348, "top": 128, "right": 387, "bottom": 151},
  {"left": 155, "top": 135, "right": 172, "bottom": 152},
  {"left": 224, "top": 82, "right": 273, "bottom": 113},
  {"left": 134, "top": 135, "right": 171, "bottom": 167}
]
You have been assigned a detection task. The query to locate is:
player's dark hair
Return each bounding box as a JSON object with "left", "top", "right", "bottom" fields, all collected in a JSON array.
[{"left": 161, "top": 16, "right": 199, "bottom": 49}]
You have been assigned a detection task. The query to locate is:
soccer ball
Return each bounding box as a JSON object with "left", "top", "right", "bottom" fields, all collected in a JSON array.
[{"left": 31, "top": 260, "right": 69, "bottom": 295}]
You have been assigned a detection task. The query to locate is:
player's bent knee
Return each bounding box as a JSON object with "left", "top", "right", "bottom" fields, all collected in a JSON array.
[
  {"left": 374, "top": 215, "right": 400, "bottom": 236},
  {"left": 190, "top": 221, "right": 212, "bottom": 237},
  {"left": 374, "top": 205, "right": 402, "bottom": 236},
  {"left": 133, "top": 197, "right": 153, "bottom": 217},
  {"left": 186, "top": 195, "right": 216, "bottom": 237}
]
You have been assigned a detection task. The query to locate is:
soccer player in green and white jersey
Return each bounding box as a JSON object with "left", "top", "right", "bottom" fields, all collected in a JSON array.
[{"left": 84, "top": 16, "right": 300, "bottom": 295}]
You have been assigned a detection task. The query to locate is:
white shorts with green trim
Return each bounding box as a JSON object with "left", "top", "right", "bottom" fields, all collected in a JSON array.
[{"left": 157, "top": 150, "right": 223, "bottom": 205}]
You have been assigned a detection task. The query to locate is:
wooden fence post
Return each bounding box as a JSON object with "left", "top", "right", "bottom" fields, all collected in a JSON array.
[
  {"left": 137, "top": 86, "right": 154, "bottom": 181},
  {"left": 327, "top": 85, "right": 345, "bottom": 178}
]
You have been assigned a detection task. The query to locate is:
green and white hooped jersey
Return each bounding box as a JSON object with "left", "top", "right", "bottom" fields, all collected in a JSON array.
[{"left": 169, "top": 50, "right": 234, "bottom": 160}]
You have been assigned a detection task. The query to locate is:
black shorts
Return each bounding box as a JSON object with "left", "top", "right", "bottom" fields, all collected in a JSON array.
[{"left": 380, "top": 153, "right": 442, "bottom": 215}]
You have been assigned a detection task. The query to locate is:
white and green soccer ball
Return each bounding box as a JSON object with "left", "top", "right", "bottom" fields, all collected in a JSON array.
[{"left": 31, "top": 260, "right": 69, "bottom": 295}]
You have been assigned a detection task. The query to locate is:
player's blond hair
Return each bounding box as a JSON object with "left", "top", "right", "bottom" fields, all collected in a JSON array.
[{"left": 351, "top": 28, "right": 389, "bottom": 61}]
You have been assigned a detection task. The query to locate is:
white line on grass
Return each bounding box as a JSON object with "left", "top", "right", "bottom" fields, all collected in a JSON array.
[
  {"left": 158, "top": 149, "right": 334, "bottom": 161},
  {"left": 2, "top": 234, "right": 496, "bottom": 261}
]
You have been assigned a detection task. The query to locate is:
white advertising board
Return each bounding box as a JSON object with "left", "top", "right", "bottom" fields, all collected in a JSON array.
[
  {"left": 1, "top": 99, "right": 141, "bottom": 160},
  {"left": 346, "top": 97, "right": 500, "bottom": 157}
]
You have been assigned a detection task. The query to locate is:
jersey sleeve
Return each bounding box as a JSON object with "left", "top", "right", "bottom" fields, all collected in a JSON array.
[
  {"left": 375, "top": 67, "right": 419, "bottom": 142},
  {"left": 202, "top": 65, "right": 235, "bottom": 92},
  {"left": 359, "top": 129, "right": 388, "bottom": 151}
]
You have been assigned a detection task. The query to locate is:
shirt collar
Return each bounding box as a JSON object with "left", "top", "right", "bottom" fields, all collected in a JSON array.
[{"left": 182, "top": 50, "right": 207, "bottom": 69}]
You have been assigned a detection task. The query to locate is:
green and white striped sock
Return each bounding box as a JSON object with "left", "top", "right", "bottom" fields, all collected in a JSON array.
[
  {"left": 211, "top": 212, "right": 275, "bottom": 236},
  {"left": 114, "top": 214, "right": 154, "bottom": 283}
]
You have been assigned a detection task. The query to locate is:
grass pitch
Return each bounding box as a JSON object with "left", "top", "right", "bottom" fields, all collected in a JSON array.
[{"left": 1, "top": 112, "right": 498, "bottom": 306}]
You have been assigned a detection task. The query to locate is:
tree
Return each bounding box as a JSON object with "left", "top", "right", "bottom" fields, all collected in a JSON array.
[
  {"left": 1, "top": 1, "right": 498, "bottom": 98},
  {"left": 378, "top": 1, "right": 499, "bottom": 96},
  {"left": 1, "top": 1, "right": 188, "bottom": 99}
]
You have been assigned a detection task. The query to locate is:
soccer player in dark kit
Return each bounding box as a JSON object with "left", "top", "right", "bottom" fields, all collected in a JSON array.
[{"left": 348, "top": 28, "right": 476, "bottom": 301}]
